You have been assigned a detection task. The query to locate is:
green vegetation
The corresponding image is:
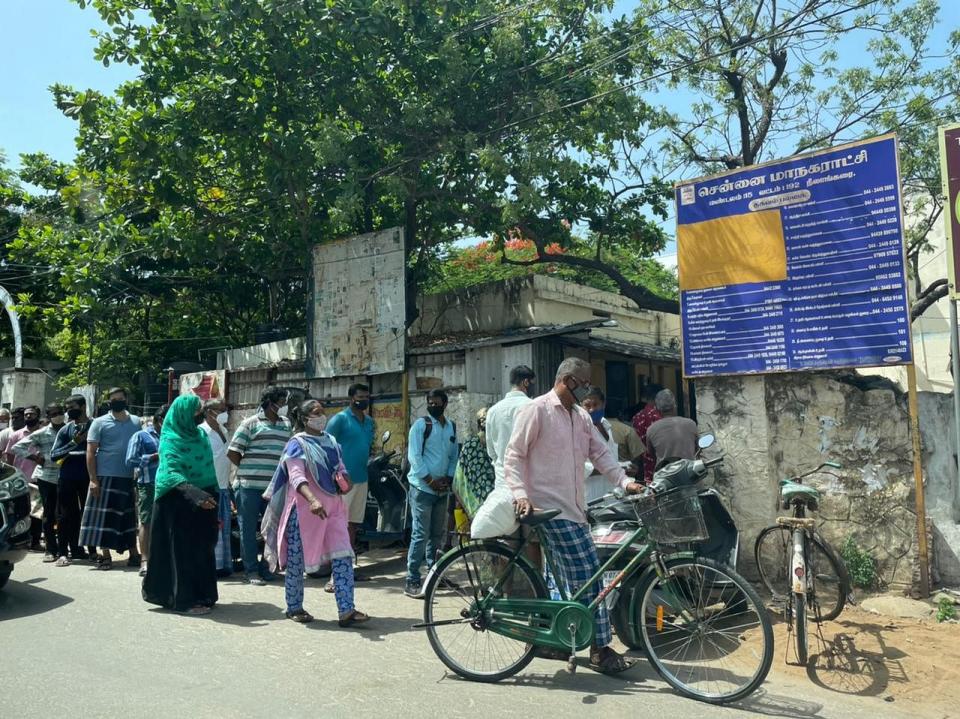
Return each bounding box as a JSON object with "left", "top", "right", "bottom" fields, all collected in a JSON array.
[
  {"left": 841, "top": 536, "right": 879, "bottom": 590},
  {"left": 936, "top": 596, "right": 957, "bottom": 623}
]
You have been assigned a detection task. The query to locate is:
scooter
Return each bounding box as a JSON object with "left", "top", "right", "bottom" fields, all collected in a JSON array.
[
  {"left": 358, "top": 430, "right": 410, "bottom": 546},
  {"left": 588, "top": 433, "right": 740, "bottom": 647}
]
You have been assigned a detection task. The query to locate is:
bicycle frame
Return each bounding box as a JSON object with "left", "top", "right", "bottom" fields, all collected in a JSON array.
[{"left": 459, "top": 521, "right": 687, "bottom": 653}]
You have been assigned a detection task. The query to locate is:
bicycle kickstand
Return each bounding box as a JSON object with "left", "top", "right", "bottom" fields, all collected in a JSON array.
[{"left": 567, "top": 622, "right": 577, "bottom": 674}]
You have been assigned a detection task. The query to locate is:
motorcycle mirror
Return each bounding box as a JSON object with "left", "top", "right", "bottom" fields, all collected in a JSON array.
[
  {"left": 697, "top": 433, "right": 716, "bottom": 450},
  {"left": 381, "top": 430, "right": 391, "bottom": 444}
]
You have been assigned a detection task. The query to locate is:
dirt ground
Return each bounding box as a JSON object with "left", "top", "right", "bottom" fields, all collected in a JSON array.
[{"left": 766, "top": 603, "right": 960, "bottom": 718}]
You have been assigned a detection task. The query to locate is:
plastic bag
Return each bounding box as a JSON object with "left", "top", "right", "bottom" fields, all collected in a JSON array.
[{"left": 470, "top": 486, "right": 519, "bottom": 539}]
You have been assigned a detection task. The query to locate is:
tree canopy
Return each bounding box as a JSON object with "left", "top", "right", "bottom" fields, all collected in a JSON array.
[{"left": 0, "top": 0, "right": 956, "bottom": 393}]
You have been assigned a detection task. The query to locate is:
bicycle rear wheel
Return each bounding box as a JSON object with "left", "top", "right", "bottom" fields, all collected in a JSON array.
[
  {"left": 755, "top": 526, "right": 849, "bottom": 620},
  {"left": 637, "top": 557, "right": 773, "bottom": 704},
  {"left": 422, "top": 541, "right": 548, "bottom": 683}
]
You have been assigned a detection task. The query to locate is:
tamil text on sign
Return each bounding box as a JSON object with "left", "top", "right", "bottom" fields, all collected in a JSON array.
[{"left": 676, "top": 134, "right": 911, "bottom": 377}]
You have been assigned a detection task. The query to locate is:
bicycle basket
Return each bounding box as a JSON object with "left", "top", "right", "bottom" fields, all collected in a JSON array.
[{"left": 634, "top": 486, "right": 708, "bottom": 544}]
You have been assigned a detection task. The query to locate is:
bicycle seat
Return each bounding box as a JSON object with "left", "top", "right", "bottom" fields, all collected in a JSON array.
[
  {"left": 780, "top": 482, "right": 820, "bottom": 510},
  {"left": 517, "top": 508, "right": 562, "bottom": 526}
]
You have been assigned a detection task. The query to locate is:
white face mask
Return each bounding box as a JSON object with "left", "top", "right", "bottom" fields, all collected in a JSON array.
[
  {"left": 215, "top": 412, "right": 229, "bottom": 426},
  {"left": 277, "top": 405, "right": 289, "bottom": 419},
  {"left": 307, "top": 415, "right": 327, "bottom": 432},
  {"left": 0, "top": 421, "right": 8, "bottom": 431}
]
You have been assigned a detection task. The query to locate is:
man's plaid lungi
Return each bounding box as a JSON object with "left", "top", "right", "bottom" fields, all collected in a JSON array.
[
  {"left": 78, "top": 475, "right": 137, "bottom": 551},
  {"left": 539, "top": 518, "right": 612, "bottom": 647}
]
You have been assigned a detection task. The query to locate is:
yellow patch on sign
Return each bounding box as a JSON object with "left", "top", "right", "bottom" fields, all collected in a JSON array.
[{"left": 677, "top": 209, "right": 787, "bottom": 291}]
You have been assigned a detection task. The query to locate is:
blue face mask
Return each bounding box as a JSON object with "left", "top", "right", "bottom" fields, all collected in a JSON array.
[{"left": 589, "top": 409, "right": 604, "bottom": 424}]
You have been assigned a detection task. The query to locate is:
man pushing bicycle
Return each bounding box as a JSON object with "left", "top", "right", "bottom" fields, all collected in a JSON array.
[{"left": 504, "top": 357, "right": 644, "bottom": 674}]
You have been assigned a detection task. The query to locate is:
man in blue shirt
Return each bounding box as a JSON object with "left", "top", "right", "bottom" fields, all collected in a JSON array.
[
  {"left": 325, "top": 383, "right": 375, "bottom": 553},
  {"left": 81, "top": 387, "right": 141, "bottom": 570},
  {"left": 125, "top": 405, "right": 166, "bottom": 576},
  {"left": 404, "top": 389, "right": 459, "bottom": 597}
]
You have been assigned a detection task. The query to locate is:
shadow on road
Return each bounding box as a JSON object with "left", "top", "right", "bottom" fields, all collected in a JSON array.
[
  {"left": 0, "top": 577, "right": 73, "bottom": 620},
  {"left": 731, "top": 688, "right": 826, "bottom": 717},
  {"left": 147, "top": 601, "right": 283, "bottom": 627},
  {"left": 305, "top": 614, "right": 416, "bottom": 641}
]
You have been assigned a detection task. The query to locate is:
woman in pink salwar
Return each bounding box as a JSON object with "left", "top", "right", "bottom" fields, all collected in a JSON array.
[{"left": 262, "top": 399, "right": 371, "bottom": 627}]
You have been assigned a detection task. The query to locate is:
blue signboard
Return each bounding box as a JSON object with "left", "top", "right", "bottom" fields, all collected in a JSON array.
[{"left": 676, "top": 134, "right": 912, "bottom": 377}]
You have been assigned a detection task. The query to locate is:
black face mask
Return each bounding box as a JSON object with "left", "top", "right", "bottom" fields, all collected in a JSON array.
[
  {"left": 67, "top": 408, "right": 83, "bottom": 421},
  {"left": 25, "top": 417, "right": 39, "bottom": 428},
  {"left": 109, "top": 400, "right": 128, "bottom": 413},
  {"left": 427, "top": 405, "right": 444, "bottom": 419},
  {"left": 194, "top": 414, "right": 205, "bottom": 426},
  {"left": 353, "top": 399, "right": 370, "bottom": 411}
]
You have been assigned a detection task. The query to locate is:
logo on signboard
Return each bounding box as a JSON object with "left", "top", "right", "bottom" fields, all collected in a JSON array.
[{"left": 680, "top": 184, "right": 695, "bottom": 206}]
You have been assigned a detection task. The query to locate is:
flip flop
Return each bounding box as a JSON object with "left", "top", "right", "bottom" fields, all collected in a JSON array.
[
  {"left": 338, "top": 609, "right": 371, "bottom": 628},
  {"left": 55, "top": 556, "right": 71, "bottom": 567},
  {"left": 186, "top": 606, "right": 212, "bottom": 616},
  {"left": 96, "top": 558, "right": 113, "bottom": 571}
]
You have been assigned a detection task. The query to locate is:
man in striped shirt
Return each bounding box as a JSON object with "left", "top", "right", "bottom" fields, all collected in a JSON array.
[{"left": 228, "top": 387, "right": 291, "bottom": 585}]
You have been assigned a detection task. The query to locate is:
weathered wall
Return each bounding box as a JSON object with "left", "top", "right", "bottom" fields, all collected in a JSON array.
[{"left": 696, "top": 373, "right": 948, "bottom": 591}]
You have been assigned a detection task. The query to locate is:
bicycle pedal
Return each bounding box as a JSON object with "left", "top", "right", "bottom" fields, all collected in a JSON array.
[{"left": 566, "top": 657, "right": 577, "bottom": 673}]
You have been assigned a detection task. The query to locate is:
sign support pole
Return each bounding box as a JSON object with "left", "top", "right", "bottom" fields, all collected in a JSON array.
[
  {"left": 906, "top": 362, "right": 930, "bottom": 597},
  {"left": 951, "top": 298, "right": 960, "bottom": 512}
]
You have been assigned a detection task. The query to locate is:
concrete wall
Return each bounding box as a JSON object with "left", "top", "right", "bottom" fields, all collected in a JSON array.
[{"left": 696, "top": 372, "right": 947, "bottom": 591}]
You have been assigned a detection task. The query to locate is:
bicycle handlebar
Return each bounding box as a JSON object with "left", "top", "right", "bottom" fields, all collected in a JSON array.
[{"left": 788, "top": 460, "right": 843, "bottom": 482}]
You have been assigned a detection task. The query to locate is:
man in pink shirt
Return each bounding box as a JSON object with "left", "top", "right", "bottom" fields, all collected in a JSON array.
[{"left": 505, "top": 357, "right": 642, "bottom": 674}]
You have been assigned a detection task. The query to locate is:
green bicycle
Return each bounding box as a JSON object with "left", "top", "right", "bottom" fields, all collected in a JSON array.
[{"left": 417, "top": 457, "right": 774, "bottom": 704}]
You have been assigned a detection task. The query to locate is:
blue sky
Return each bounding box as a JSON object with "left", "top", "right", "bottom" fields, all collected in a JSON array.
[{"left": 0, "top": 0, "right": 137, "bottom": 167}]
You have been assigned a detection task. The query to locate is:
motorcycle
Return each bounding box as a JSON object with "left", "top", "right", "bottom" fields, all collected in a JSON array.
[
  {"left": 587, "top": 434, "right": 741, "bottom": 648},
  {"left": 358, "top": 430, "right": 410, "bottom": 546}
]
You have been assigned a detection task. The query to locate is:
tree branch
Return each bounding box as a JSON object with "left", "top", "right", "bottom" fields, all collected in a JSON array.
[{"left": 911, "top": 278, "right": 948, "bottom": 322}]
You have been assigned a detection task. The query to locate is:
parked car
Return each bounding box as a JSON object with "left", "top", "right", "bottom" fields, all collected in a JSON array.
[{"left": 0, "top": 462, "right": 32, "bottom": 590}]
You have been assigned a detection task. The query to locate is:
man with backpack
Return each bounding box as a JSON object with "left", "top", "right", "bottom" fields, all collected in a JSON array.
[{"left": 404, "top": 389, "right": 459, "bottom": 598}]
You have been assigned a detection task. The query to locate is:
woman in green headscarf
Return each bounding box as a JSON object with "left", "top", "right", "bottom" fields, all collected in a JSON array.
[{"left": 142, "top": 394, "right": 220, "bottom": 615}]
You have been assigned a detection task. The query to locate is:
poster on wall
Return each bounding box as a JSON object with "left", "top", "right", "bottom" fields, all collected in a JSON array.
[
  {"left": 179, "top": 370, "right": 226, "bottom": 400},
  {"left": 308, "top": 228, "right": 406, "bottom": 378},
  {"left": 676, "top": 134, "right": 912, "bottom": 378}
]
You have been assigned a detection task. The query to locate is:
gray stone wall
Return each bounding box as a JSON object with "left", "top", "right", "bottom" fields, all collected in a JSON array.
[{"left": 696, "top": 372, "right": 952, "bottom": 591}]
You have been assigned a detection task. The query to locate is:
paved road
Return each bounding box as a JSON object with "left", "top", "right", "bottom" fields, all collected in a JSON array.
[{"left": 2, "top": 551, "right": 918, "bottom": 719}]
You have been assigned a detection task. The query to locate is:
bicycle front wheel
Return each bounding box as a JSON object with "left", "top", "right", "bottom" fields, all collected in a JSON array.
[
  {"left": 422, "top": 541, "right": 548, "bottom": 683},
  {"left": 755, "top": 526, "right": 849, "bottom": 620},
  {"left": 637, "top": 557, "right": 774, "bottom": 704}
]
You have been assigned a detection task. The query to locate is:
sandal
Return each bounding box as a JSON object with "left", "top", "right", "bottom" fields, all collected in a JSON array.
[
  {"left": 338, "top": 609, "right": 371, "bottom": 628},
  {"left": 589, "top": 647, "right": 632, "bottom": 675},
  {"left": 55, "top": 556, "right": 71, "bottom": 567},
  {"left": 96, "top": 558, "right": 113, "bottom": 571},
  {"left": 185, "top": 606, "right": 211, "bottom": 616},
  {"left": 285, "top": 609, "right": 314, "bottom": 623}
]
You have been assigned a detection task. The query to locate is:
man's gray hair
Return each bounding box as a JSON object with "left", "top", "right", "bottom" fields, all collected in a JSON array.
[
  {"left": 555, "top": 357, "right": 591, "bottom": 384},
  {"left": 202, "top": 398, "right": 225, "bottom": 412},
  {"left": 654, "top": 389, "right": 677, "bottom": 414}
]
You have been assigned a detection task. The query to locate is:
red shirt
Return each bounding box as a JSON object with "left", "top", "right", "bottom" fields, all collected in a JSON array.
[{"left": 631, "top": 405, "right": 662, "bottom": 483}]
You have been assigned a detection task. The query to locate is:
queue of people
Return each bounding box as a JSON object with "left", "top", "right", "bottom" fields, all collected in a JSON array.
[{"left": 16, "top": 361, "right": 691, "bottom": 647}]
